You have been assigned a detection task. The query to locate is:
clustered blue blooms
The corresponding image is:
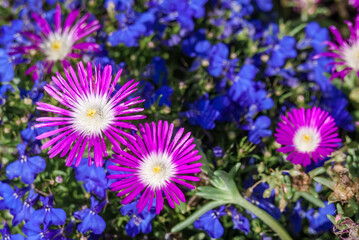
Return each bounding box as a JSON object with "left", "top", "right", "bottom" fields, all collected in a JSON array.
[{"left": 0, "top": 0, "right": 355, "bottom": 239}]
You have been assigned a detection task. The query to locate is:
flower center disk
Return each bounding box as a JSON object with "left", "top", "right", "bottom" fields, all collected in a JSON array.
[{"left": 293, "top": 127, "right": 321, "bottom": 153}]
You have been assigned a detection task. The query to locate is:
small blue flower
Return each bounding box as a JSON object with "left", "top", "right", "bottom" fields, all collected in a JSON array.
[
  {"left": 121, "top": 199, "right": 157, "bottom": 237},
  {"left": 297, "top": 22, "right": 329, "bottom": 54},
  {"left": 180, "top": 94, "right": 220, "bottom": 130},
  {"left": 289, "top": 200, "right": 305, "bottom": 235},
  {"left": 268, "top": 36, "right": 297, "bottom": 68},
  {"left": 306, "top": 201, "right": 336, "bottom": 234},
  {"left": 208, "top": 43, "right": 229, "bottom": 77},
  {"left": 145, "top": 86, "right": 173, "bottom": 108},
  {"left": 0, "top": 49, "right": 14, "bottom": 82},
  {"left": 255, "top": 0, "right": 273, "bottom": 12},
  {"left": 0, "top": 222, "right": 24, "bottom": 240},
  {"left": 194, "top": 205, "right": 226, "bottom": 239},
  {"left": 0, "top": 182, "right": 24, "bottom": 214},
  {"left": 0, "top": 84, "right": 14, "bottom": 106},
  {"left": 31, "top": 196, "right": 66, "bottom": 226},
  {"left": 230, "top": 207, "right": 250, "bottom": 235},
  {"left": 104, "top": 0, "right": 133, "bottom": 11},
  {"left": 6, "top": 143, "right": 46, "bottom": 184},
  {"left": 23, "top": 221, "right": 61, "bottom": 240},
  {"left": 242, "top": 116, "right": 272, "bottom": 144},
  {"left": 12, "top": 189, "right": 39, "bottom": 226},
  {"left": 75, "top": 159, "right": 108, "bottom": 199},
  {"left": 213, "top": 146, "right": 223, "bottom": 158},
  {"left": 142, "top": 56, "right": 168, "bottom": 85},
  {"left": 20, "top": 80, "right": 46, "bottom": 103},
  {"left": 73, "top": 197, "right": 106, "bottom": 235}
]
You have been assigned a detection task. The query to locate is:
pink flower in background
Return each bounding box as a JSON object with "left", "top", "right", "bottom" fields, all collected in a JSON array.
[
  {"left": 316, "top": 16, "right": 359, "bottom": 81},
  {"left": 108, "top": 121, "right": 202, "bottom": 214},
  {"left": 35, "top": 61, "right": 146, "bottom": 167},
  {"left": 275, "top": 107, "right": 341, "bottom": 167},
  {"left": 11, "top": 4, "right": 100, "bottom": 78},
  {"left": 349, "top": 0, "right": 359, "bottom": 9},
  {"left": 294, "top": 0, "right": 322, "bottom": 14}
]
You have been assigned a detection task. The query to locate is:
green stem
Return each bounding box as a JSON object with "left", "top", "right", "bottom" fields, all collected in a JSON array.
[
  {"left": 171, "top": 200, "right": 229, "bottom": 233},
  {"left": 233, "top": 195, "right": 293, "bottom": 240}
]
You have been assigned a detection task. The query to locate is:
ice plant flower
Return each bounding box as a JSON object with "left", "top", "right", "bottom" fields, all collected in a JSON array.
[
  {"left": 35, "top": 61, "right": 145, "bottom": 167},
  {"left": 11, "top": 4, "right": 100, "bottom": 77},
  {"left": 316, "top": 16, "right": 359, "bottom": 81},
  {"left": 108, "top": 120, "right": 202, "bottom": 214},
  {"left": 275, "top": 107, "right": 341, "bottom": 166}
]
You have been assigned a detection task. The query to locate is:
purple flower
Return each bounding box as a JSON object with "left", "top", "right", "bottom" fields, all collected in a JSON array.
[
  {"left": 11, "top": 4, "right": 100, "bottom": 77},
  {"left": 275, "top": 107, "right": 342, "bottom": 166},
  {"left": 108, "top": 120, "right": 202, "bottom": 214},
  {"left": 35, "top": 61, "right": 146, "bottom": 167}
]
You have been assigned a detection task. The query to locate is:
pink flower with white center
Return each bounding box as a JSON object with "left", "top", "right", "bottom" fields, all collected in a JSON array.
[
  {"left": 275, "top": 107, "right": 341, "bottom": 167},
  {"left": 316, "top": 16, "right": 359, "bottom": 81},
  {"left": 11, "top": 4, "right": 100, "bottom": 78},
  {"left": 350, "top": 0, "right": 359, "bottom": 9},
  {"left": 35, "top": 61, "right": 146, "bottom": 167},
  {"left": 108, "top": 121, "right": 202, "bottom": 214}
]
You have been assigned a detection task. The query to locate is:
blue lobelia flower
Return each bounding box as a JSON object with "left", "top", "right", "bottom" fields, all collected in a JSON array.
[
  {"left": 229, "top": 207, "right": 250, "bottom": 235},
  {"left": 144, "top": 86, "right": 173, "bottom": 108},
  {"left": 6, "top": 143, "right": 46, "bottom": 184},
  {"left": 182, "top": 29, "right": 208, "bottom": 58},
  {"left": 305, "top": 201, "right": 336, "bottom": 234},
  {"left": 318, "top": 85, "right": 354, "bottom": 132},
  {"left": 297, "top": 22, "right": 329, "bottom": 54},
  {"left": 0, "top": 222, "right": 24, "bottom": 240},
  {"left": 242, "top": 116, "right": 272, "bottom": 144},
  {"left": 160, "top": 0, "right": 195, "bottom": 31},
  {"left": 75, "top": 159, "right": 108, "bottom": 199},
  {"left": 109, "top": 10, "right": 155, "bottom": 47},
  {"left": 194, "top": 205, "right": 226, "bottom": 239},
  {"left": 0, "top": 84, "right": 14, "bottom": 106},
  {"left": 142, "top": 56, "right": 168, "bottom": 85},
  {"left": 0, "top": 49, "right": 14, "bottom": 82},
  {"left": 73, "top": 196, "right": 106, "bottom": 235},
  {"left": 289, "top": 200, "right": 306, "bottom": 235},
  {"left": 180, "top": 94, "right": 220, "bottom": 130},
  {"left": 22, "top": 221, "right": 62, "bottom": 240},
  {"left": 255, "top": 0, "right": 273, "bottom": 12},
  {"left": 267, "top": 36, "right": 297, "bottom": 69},
  {"left": 0, "top": 19, "right": 23, "bottom": 49},
  {"left": 208, "top": 43, "right": 229, "bottom": 77},
  {"left": 0, "top": 182, "right": 25, "bottom": 214},
  {"left": 121, "top": 199, "right": 157, "bottom": 237},
  {"left": 20, "top": 80, "right": 47, "bottom": 103},
  {"left": 12, "top": 189, "right": 39, "bottom": 226},
  {"left": 213, "top": 146, "right": 224, "bottom": 158},
  {"left": 244, "top": 180, "right": 281, "bottom": 220},
  {"left": 31, "top": 196, "right": 66, "bottom": 226},
  {"left": 104, "top": 0, "right": 133, "bottom": 11}
]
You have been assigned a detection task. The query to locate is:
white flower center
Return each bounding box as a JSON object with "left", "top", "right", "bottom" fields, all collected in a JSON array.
[
  {"left": 293, "top": 127, "right": 321, "bottom": 153},
  {"left": 138, "top": 152, "right": 175, "bottom": 189},
  {"left": 40, "top": 32, "right": 73, "bottom": 61},
  {"left": 71, "top": 94, "right": 115, "bottom": 136},
  {"left": 343, "top": 42, "right": 359, "bottom": 72}
]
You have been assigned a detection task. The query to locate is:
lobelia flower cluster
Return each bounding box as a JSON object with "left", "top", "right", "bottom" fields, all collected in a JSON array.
[{"left": 1, "top": 0, "right": 358, "bottom": 239}]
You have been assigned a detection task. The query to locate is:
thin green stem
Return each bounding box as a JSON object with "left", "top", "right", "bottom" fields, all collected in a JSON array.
[
  {"left": 170, "top": 200, "right": 229, "bottom": 233},
  {"left": 233, "top": 195, "right": 293, "bottom": 240}
]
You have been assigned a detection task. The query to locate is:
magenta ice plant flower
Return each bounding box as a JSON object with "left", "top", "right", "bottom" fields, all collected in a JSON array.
[
  {"left": 349, "top": 0, "right": 359, "bottom": 9},
  {"left": 35, "top": 61, "right": 146, "bottom": 167},
  {"left": 108, "top": 120, "right": 202, "bottom": 214},
  {"left": 316, "top": 15, "right": 359, "bottom": 81},
  {"left": 11, "top": 4, "right": 100, "bottom": 78},
  {"left": 275, "top": 107, "right": 341, "bottom": 166}
]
